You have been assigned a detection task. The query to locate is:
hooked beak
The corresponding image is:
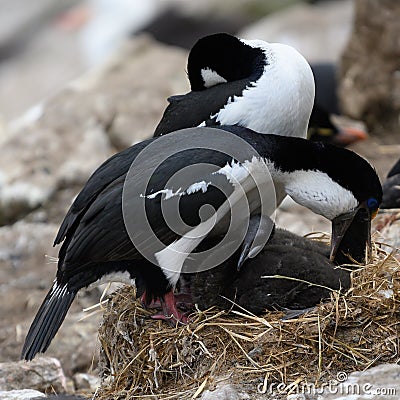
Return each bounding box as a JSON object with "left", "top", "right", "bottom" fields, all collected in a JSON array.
[{"left": 330, "top": 201, "right": 372, "bottom": 262}]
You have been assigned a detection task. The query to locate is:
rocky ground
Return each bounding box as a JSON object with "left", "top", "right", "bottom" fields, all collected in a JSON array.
[{"left": 0, "top": 1, "right": 399, "bottom": 399}]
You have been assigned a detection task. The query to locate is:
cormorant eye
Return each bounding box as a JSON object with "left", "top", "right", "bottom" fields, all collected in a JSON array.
[
  {"left": 367, "top": 197, "right": 379, "bottom": 219},
  {"left": 367, "top": 197, "right": 378, "bottom": 210}
]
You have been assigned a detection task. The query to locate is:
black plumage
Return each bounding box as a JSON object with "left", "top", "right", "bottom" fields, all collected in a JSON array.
[
  {"left": 154, "top": 33, "right": 266, "bottom": 137},
  {"left": 311, "top": 63, "right": 339, "bottom": 115},
  {"left": 334, "top": 207, "right": 371, "bottom": 265},
  {"left": 190, "top": 207, "right": 370, "bottom": 313},
  {"left": 190, "top": 229, "right": 345, "bottom": 313},
  {"left": 381, "top": 158, "right": 400, "bottom": 209},
  {"left": 154, "top": 83, "right": 245, "bottom": 137}
]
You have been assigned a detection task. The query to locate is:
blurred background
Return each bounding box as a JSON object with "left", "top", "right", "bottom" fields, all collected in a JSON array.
[
  {"left": 0, "top": 0, "right": 399, "bottom": 396},
  {"left": 0, "top": 0, "right": 365, "bottom": 123}
]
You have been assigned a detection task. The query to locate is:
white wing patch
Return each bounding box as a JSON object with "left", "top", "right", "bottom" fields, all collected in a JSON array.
[
  {"left": 214, "top": 159, "right": 250, "bottom": 184},
  {"left": 143, "top": 188, "right": 183, "bottom": 200},
  {"left": 201, "top": 67, "right": 227, "bottom": 88},
  {"left": 214, "top": 156, "right": 269, "bottom": 189},
  {"left": 142, "top": 180, "right": 212, "bottom": 200},
  {"left": 186, "top": 180, "right": 211, "bottom": 194}
]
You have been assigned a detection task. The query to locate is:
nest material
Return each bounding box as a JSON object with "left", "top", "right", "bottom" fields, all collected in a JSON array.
[{"left": 96, "top": 241, "right": 400, "bottom": 399}]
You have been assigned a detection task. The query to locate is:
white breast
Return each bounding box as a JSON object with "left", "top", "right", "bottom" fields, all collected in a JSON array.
[{"left": 213, "top": 41, "right": 315, "bottom": 138}]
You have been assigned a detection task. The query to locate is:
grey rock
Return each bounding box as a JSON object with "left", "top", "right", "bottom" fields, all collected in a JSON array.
[
  {"left": 0, "top": 389, "right": 45, "bottom": 400},
  {"left": 38, "top": 314, "right": 102, "bottom": 376},
  {"left": 0, "top": 221, "right": 101, "bottom": 375},
  {"left": 287, "top": 395, "right": 307, "bottom": 400},
  {"left": 201, "top": 384, "right": 243, "bottom": 400},
  {"left": 199, "top": 365, "right": 400, "bottom": 400},
  {"left": 0, "top": 103, "right": 111, "bottom": 225},
  {"left": 0, "top": 357, "right": 67, "bottom": 392},
  {"left": 18, "top": 297, "right": 102, "bottom": 376},
  {"left": 72, "top": 372, "right": 100, "bottom": 392},
  {"left": 0, "top": 222, "right": 59, "bottom": 362},
  {"left": 339, "top": 0, "right": 400, "bottom": 136},
  {"left": 99, "top": 36, "right": 188, "bottom": 149},
  {"left": 291, "top": 364, "right": 400, "bottom": 400},
  {"left": 0, "top": 35, "right": 188, "bottom": 225}
]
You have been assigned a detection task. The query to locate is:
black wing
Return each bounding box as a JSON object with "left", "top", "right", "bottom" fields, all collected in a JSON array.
[
  {"left": 56, "top": 131, "right": 264, "bottom": 274},
  {"left": 153, "top": 79, "right": 250, "bottom": 137}
]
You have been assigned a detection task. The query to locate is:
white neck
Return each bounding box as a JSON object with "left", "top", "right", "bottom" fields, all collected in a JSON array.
[
  {"left": 213, "top": 41, "right": 315, "bottom": 139},
  {"left": 267, "top": 163, "right": 358, "bottom": 220}
]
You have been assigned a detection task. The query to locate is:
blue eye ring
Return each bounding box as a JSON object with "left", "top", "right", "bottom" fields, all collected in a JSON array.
[{"left": 367, "top": 197, "right": 379, "bottom": 210}]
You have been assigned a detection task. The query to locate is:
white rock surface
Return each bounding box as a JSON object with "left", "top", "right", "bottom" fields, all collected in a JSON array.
[
  {"left": 321, "top": 364, "right": 400, "bottom": 400},
  {"left": 0, "top": 389, "right": 45, "bottom": 400}
]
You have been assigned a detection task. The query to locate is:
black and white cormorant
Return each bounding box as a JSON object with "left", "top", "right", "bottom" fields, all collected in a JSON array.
[
  {"left": 154, "top": 33, "right": 315, "bottom": 139},
  {"left": 154, "top": 35, "right": 366, "bottom": 147},
  {"left": 21, "top": 124, "right": 381, "bottom": 361},
  {"left": 381, "top": 158, "right": 400, "bottom": 209}
]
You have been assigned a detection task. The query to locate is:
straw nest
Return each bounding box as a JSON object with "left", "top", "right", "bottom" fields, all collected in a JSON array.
[{"left": 95, "top": 237, "right": 400, "bottom": 399}]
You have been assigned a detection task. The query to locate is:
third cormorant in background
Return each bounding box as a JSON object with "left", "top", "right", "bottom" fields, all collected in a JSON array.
[{"left": 381, "top": 158, "right": 400, "bottom": 209}]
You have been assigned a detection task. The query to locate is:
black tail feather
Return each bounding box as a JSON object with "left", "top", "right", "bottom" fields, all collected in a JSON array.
[{"left": 21, "top": 282, "right": 76, "bottom": 361}]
